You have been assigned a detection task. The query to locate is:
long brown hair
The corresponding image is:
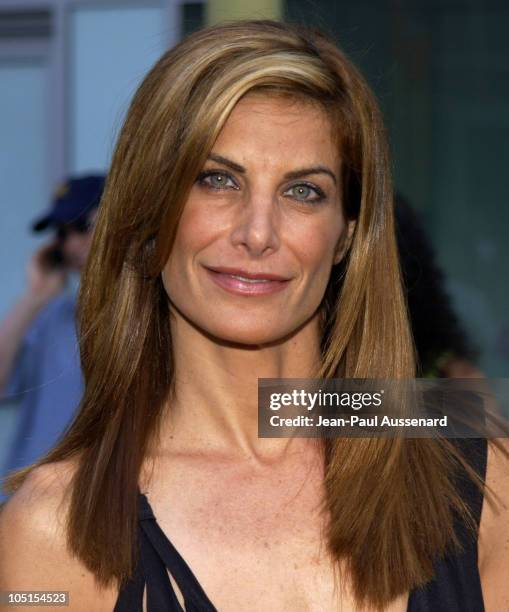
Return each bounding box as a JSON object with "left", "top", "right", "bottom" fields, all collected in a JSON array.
[{"left": 3, "top": 19, "right": 497, "bottom": 610}]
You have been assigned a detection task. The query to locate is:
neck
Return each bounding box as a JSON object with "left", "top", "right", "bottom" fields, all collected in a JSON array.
[{"left": 157, "top": 310, "right": 323, "bottom": 463}]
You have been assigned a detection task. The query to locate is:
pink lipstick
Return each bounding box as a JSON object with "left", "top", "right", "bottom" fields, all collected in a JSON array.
[{"left": 204, "top": 266, "right": 291, "bottom": 296}]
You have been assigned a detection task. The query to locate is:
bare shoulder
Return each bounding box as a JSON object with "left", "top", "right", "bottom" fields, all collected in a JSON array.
[
  {"left": 478, "top": 438, "right": 509, "bottom": 611},
  {"left": 0, "top": 462, "right": 119, "bottom": 612}
]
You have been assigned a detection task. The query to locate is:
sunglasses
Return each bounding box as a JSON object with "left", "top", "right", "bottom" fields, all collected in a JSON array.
[{"left": 56, "top": 219, "right": 93, "bottom": 241}]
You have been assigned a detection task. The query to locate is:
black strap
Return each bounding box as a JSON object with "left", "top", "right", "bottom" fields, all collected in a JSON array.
[
  {"left": 139, "top": 493, "right": 218, "bottom": 611},
  {"left": 140, "top": 523, "right": 185, "bottom": 612},
  {"left": 114, "top": 494, "right": 186, "bottom": 612}
]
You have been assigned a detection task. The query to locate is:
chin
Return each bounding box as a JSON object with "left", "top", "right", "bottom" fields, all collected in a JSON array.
[
  {"left": 198, "top": 313, "right": 311, "bottom": 348},
  {"left": 169, "top": 296, "right": 317, "bottom": 347}
]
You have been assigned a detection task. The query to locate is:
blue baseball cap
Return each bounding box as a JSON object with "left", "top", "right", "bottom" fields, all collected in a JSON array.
[{"left": 32, "top": 174, "right": 105, "bottom": 232}]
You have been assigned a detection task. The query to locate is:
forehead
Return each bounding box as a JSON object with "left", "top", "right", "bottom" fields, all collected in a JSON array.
[{"left": 213, "top": 92, "right": 340, "bottom": 170}]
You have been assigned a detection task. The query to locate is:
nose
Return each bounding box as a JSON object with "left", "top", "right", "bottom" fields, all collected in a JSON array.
[{"left": 229, "top": 192, "right": 281, "bottom": 257}]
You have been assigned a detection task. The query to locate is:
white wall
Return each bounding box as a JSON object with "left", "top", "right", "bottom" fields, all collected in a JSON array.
[
  {"left": 69, "top": 4, "right": 167, "bottom": 173},
  {"left": 0, "top": 61, "right": 49, "bottom": 318}
]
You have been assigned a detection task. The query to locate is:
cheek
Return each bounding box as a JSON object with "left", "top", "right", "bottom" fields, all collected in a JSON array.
[
  {"left": 172, "top": 195, "right": 224, "bottom": 257},
  {"left": 294, "top": 219, "right": 342, "bottom": 278}
]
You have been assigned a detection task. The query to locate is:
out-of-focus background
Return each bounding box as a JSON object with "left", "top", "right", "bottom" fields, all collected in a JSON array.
[{"left": 0, "top": 0, "right": 508, "bottom": 470}]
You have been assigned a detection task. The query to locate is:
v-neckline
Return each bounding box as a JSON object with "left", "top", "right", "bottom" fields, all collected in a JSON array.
[{"left": 139, "top": 491, "right": 415, "bottom": 612}]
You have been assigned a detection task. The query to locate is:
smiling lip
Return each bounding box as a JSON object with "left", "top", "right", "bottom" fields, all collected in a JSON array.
[
  {"left": 206, "top": 266, "right": 290, "bottom": 281},
  {"left": 204, "top": 266, "right": 291, "bottom": 296}
]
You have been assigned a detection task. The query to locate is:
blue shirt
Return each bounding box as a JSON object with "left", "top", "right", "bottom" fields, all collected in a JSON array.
[{"left": 1, "top": 287, "right": 84, "bottom": 477}]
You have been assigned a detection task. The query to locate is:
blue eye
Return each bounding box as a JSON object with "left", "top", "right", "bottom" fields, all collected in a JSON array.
[
  {"left": 196, "top": 170, "right": 239, "bottom": 191},
  {"left": 284, "top": 183, "right": 326, "bottom": 204}
]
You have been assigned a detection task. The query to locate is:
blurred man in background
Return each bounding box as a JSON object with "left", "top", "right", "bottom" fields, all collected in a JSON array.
[{"left": 0, "top": 175, "right": 105, "bottom": 482}]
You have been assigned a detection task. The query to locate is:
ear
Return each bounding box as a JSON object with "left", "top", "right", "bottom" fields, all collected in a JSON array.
[{"left": 333, "top": 219, "right": 356, "bottom": 265}]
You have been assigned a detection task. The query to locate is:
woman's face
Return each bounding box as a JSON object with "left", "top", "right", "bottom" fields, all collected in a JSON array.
[{"left": 162, "top": 92, "right": 354, "bottom": 345}]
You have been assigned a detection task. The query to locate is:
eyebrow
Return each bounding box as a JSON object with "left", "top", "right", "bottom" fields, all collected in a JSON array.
[{"left": 206, "top": 153, "right": 337, "bottom": 186}]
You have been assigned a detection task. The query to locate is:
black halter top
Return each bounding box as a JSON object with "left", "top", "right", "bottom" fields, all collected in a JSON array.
[{"left": 114, "top": 438, "right": 487, "bottom": 612}]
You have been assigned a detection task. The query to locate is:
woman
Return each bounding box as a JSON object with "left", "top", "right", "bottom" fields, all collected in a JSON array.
[{"left": 1, "top": 19, "right": 508, "bottom": 612}]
